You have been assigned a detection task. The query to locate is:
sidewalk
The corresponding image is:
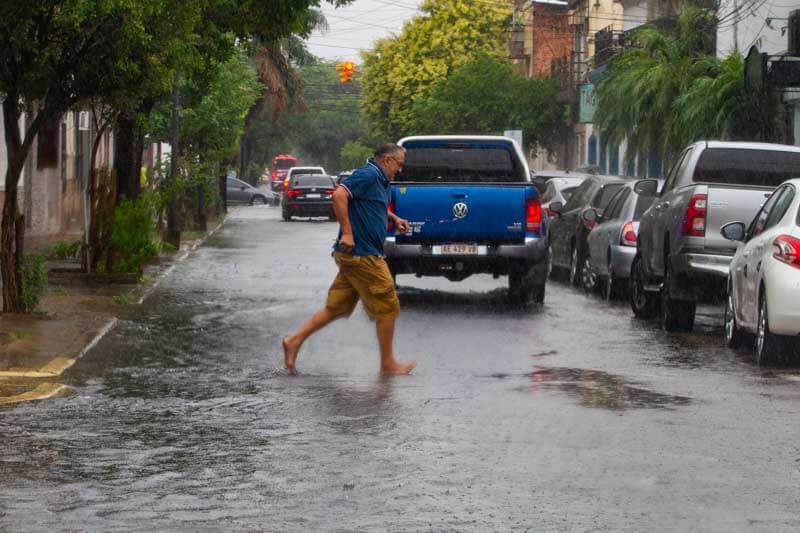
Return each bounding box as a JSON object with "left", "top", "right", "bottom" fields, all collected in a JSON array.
[{"left": 0, "top": 217, "right": 225, "bottom": 406}]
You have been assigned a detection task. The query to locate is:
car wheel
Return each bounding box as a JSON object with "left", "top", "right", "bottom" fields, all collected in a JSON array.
[
  {"left": 251, "top": 195, "right": 267, "bottom": 205},
  {"left": 756, "top": 291, "right": 784, "bottom": 366},
  {"left": 604, "top": 274, "right": 616, "bottom": 302},
  {"left": 282, "top": 210, "right": 291, "bottom": 221},
  {"left": 569, "top": 245, "right": 582, "bottom": 287},
  {"left": 660, "top": 260, "right": 695, "bottom": 332},
  {"left": 581, "top": 257, "right": 597, "bottom": 293},
  {"left": 723, "top": 288, "right": 745, "bottom": 349},
  {"left": 629, "top": 254, "right": 656, "bottom": 318}
]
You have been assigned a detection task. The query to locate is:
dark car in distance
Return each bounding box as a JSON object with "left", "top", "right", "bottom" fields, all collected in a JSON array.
[
  {"left": 281, "top": 174, "right": 337, "bottom": 221},
  {"left": 547, "top": 175, "right": 630, "bottom": 286}
]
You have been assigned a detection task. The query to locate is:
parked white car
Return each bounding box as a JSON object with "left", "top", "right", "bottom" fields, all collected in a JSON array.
[
  {"left": 721, "top": 178, "right": 800, "bottom": 364},
  {"left": 282, "top": 166, "right": 326, "bottom": 190},
  {"left": 540, "top": 176, "right": 586, "bottom": 217}
]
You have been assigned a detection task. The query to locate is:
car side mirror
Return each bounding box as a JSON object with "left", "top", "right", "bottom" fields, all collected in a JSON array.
[
  {"left": 549, "top": 201, "right": 563, "bottom": 214},
  {"left": 720, "top": 221, "right": 746, "bottom": 242},
  {"left": 634, "top": 179, "right": 659, "bottom": 196},
  {"left": 583, "top": 208, "right": 599, "bottom": 223}
]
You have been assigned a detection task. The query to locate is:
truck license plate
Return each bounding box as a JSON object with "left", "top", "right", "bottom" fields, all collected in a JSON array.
[{"left": 432, "top": 244, "right": 487, "bottom": 255}]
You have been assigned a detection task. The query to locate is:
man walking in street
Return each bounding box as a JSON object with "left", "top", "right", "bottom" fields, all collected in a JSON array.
[{"left": 282, "top": 144, "right": 417, "bottom": 375}]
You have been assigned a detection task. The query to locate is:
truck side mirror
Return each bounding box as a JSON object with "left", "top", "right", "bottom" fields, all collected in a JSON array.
[
  {"left": 549, "top": 201, "right": 563, "bottom": 214},
  {"left": 720, "top": 221, "right": 746, "bottom": 242},
  {"left": 583, "top": 208, "right": 598, "bottom": 223}
]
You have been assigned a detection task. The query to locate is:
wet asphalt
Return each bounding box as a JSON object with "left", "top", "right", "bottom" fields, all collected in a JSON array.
[{"left": 2, "top": 206, "right": 800, "bottom": 532}]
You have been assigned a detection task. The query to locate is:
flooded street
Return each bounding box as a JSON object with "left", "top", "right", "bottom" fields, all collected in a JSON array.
[{"left": 2, "top": 207, "right": 800, "bottom": 531}]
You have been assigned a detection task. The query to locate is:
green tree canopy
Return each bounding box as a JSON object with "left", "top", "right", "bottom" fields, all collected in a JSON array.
[
  {"left": 360, "top": 0, "right": 512, "bottom": 140},
  {"left": 340, "top": 141, "right": 373, "bottom": 170},
  {"left": 409, "top": 54, "right": 566, "bottom": 153}
]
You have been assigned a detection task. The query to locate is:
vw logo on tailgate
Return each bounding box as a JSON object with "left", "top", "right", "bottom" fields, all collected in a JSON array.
[{"left": 453, "top": 202, "right": 468, "bottom": 219}]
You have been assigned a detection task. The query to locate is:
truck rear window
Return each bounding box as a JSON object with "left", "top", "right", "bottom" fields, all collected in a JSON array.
[
  {"left": 694, "top": 148, "right": 800, "bottom": 187},
  {"left": 400, "top": 146, "right": 525, "bottom": 183}
]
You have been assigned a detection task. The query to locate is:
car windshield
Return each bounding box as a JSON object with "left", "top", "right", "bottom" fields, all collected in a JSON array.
[
  {"left": 292, "top": 176, "right": 334, "bottom": 188},
  {"left": 401, "top": 145, "right": 525, "bottom": 183},
  {"left": 693, "top": 149, "right": 800, "bottom": 187}
]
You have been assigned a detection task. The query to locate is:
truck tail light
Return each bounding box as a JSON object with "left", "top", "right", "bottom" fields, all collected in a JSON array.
[
  {"left": 681, "top": 193, "right": 707, "bottom": 237},
  {"left": 526, "top": 197, "right": 542, "bottom": 233},
  {"left": 773, "top": 234, "right": 800, "bottom": 269},
  {"left": 387, "top": 199, "right": 396, "bottom": 233},
  {"left": 620, "top": 221, "right": 638, "bottom": 247},
  {"left": 287, "top": 189, "right": 301, "bottom": 199}
]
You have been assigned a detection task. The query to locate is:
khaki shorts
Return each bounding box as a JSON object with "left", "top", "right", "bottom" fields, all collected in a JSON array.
[{"left": 326, "top": 252, "right": 400, "bottom": 321}]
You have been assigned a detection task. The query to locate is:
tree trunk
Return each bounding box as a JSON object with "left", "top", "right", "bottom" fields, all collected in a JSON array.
[
  {"left": 165, "top": 79, "right": 181, "bottom": 248},
  {"left": 114, "top": 112, "right": 144, "bottom": 202},
  {"left": 83, "top": 123, "right": 109, "bottom": 272},
  {"left": 1, "top": 99, "right": 44, "bottom": 312}
]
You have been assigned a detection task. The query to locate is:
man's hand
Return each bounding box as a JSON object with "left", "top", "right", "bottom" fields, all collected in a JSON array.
[
  {"left": 390, "top": 212, "right": 410, "bottom": 234},
  {"left": 339, "top": 232, "right": 355, "bottom": 252},
  {"left": 395, "top": 217, "right": 410, "bottom": 234}
]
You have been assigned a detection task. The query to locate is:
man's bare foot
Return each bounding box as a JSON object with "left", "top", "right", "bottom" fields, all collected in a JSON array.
[
  {"left": 283, "top": 336, "right": 301, "bottom": 373},
  {"left": 380, "top": 359, "right": 417, "bottom": 375}
]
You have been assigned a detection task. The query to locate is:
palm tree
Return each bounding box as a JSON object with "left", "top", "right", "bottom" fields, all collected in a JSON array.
[{"left": 595, "top": 7, "right": 717, "bottom": 167}]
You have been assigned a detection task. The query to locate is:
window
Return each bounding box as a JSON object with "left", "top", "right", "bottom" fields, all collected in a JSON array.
[
  {"left": 748, "top": 188, "right": 783, "bottom": 239},
  {"left": 541, "top": 182, "right": 557, "bottom": 203},
  {"left": 633, "top": 194, "right": 657, "bottom": 219},
  {"left": 292, "top": 176, "right": 336, "bottom": 188},
  {"left": 561, "top": 186, "right": 579, "bottom": 202},
  {"left": 593, "top": 182, "right": 624, "bottom": 210},
  {"left": 693, "top": 149, "right": 800, "bottom": 187},
  {"left": 564, "top": 180, "right": 594, "bottom": 211},
  {"left": 603, "top": 188, "right": 628, "bottom": 220},
  {"left": 764, "top": 185, "right": 796, "bottom": 230},
  {"left": 402, "top": 145, "right": 525, "bottom": 183},
  {"left": 662, "top": 148, "right": 691, "bottom": 194}
]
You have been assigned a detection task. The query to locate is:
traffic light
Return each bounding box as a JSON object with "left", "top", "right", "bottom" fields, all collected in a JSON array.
[{"left": 337, "top": 61, "right": 356, "bottom": 83}]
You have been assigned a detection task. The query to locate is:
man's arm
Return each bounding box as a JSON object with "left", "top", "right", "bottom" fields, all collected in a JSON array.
[
  {"left": 332, "top": 187, "right": 355, "bottom": 251},
  {"left": 388, "top": 211, "right": 409, "bottom": 234}
]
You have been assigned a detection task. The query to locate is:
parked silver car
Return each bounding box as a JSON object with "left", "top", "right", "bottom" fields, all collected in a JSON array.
[
  {"left": 226, "top": 177, "right": 278, "bottom": 205},
  {"left": 721, "top": 178, "right": 800, "bottom": 365},
  {"left": 540, "top": 177, "right": 585, "bottom": 218},
  {"left": 583, "top": 180, "right": 661, "bottom": 299}
]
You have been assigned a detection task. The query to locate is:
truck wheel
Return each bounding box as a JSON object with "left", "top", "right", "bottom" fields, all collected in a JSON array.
[
  {"left": 756, "top": 292, "right": 784, "bottom": 366},
  {"left": 723, "top": 289, "right": 745, "bottom": 349},
  {"left": 569, "top": 246, "right": 583, "bottom": 287},
  {"left": 629, "top": 254, "right": 656, "bottom": 318},
  {"left": 508, "top": 269, "right": 543, "bottom": 305},
  {"left": 660, "top": 262, "right": 695, "bottom": 332},
  {"left": 532, "top": 282, "right": 545, "bottom": 304}
]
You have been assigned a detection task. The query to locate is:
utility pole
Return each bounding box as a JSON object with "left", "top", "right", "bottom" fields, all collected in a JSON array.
[
  {"left": 733, "top": 0, "right": 739, "bottom": 52},
  {"left": 165, "top": 75, "right": 181, "bottom": 249}
]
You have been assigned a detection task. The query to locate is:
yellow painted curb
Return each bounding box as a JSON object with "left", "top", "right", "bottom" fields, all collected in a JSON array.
[
  {"left": 0, "top": 356, "right": 75, "bottom": 378},
  {"left": 0, "top": 383, "right": 69, "bottom": 406}
]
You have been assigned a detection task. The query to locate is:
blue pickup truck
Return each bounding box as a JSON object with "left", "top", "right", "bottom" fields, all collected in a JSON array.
[{"left": 384, "top": 135, "right": 548, "bottom": 303}]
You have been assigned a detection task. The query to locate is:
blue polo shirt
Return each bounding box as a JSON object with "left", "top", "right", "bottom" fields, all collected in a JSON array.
[{"left": 335, "top": 159, "right": 390, "bottom": 256}]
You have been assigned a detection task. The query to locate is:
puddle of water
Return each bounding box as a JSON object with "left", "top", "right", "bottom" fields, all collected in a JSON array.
[{"left": 521, "top": 366, "right": 691, "bottom": 411}]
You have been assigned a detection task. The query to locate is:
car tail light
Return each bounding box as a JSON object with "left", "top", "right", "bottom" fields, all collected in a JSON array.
[
  {"left": 387, "top": 199, "right": 396, "bottom": 233},
  {"left": 283, "top": 178, "right": 290, "bottom": 190},
  {"left": 773, "top": 234, "right": 800, "bottom": 269},
  {"left": 681, "top": 193, "right": 707, "bottom": 236},
  {"left": 620, "top": 221, "right": 638, "bottom": 247},
  {"left": 287, "top": 189, "right": 301, "bottom": 199},
  {"left": 526, "top": 197, "right": 542, "bottom": 233}
]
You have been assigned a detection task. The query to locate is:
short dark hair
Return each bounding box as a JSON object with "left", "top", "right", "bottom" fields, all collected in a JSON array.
[{"left": 374, "top": 143, "right": 403, "bottom": 160}]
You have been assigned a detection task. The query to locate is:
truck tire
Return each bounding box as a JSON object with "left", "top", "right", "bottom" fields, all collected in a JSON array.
[
  {"left": 508, "top": 268, "right": 544, "bottom": 305},
  {"left": 661, "top": 262, "right": 695, "bottom": 332},
  {"left": 756, "top": 291, "right": 785, "bottom": 366},
  {"left": 629, "top": 254, "right": 656, "bottom": 318}
]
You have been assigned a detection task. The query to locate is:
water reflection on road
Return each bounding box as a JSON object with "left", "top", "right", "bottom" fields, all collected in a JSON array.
[{"left": 1, "top": 207, "right": 799, "bottom": 531}]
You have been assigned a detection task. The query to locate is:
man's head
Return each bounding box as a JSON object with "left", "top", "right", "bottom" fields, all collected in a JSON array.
[{"left": 374, "top": 143, "right": 405, "bottom": 180}]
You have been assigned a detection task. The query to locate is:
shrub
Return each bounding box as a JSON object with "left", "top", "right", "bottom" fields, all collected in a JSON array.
[
  {"left": 107, "top": 192, "right": 161, "bottom": 273},
  {"left": 20, "top": 255, "right": 48, "bottom": 312},
  {"left": 46, "top": 239, "right": 82, "bottom": 260}
]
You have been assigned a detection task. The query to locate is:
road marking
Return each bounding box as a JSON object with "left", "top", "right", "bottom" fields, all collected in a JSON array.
[
  {"left": 0, "top": 318, "right": 117, "bottom": 378},
  {"left": 0, "top": 383, "right": 69, "bottom": 406}
]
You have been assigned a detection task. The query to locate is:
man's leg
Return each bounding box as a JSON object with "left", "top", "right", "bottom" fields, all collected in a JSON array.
[
  {"left": 375, "top": 316, "right": 416, "bottom": 375},
  {"left": 283, "top": 307, "right": 344, "bottom": 372}
]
